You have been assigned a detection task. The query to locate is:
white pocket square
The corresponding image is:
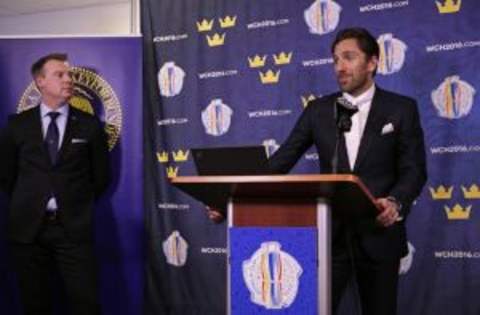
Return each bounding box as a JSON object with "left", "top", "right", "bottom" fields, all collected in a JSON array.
[
  {"left": 381, "top": 123, "right": 394, "bottom": 135},
  {"left": 71, "top": 138, "right": 88, "bottom": 144}
]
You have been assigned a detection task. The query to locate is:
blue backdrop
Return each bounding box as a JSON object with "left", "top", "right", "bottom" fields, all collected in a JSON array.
[
  {"left": 0, "top": 37, "right": 144, "bottom": 315},
  {"left": 143, "top": 0, "right": 480, "bottom": 314}
]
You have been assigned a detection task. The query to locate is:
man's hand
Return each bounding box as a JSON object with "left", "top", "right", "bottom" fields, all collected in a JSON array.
[
  {"left": 375, "top": 197, "right": 402, "bottom": 227},
  {"left": 206, "top": 207, "right": 225, "bottom": 223}
]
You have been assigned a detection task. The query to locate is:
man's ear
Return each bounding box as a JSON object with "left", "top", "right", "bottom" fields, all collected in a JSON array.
[
  {"left": 368, "top": 55, "right": 378, "bottom": 73},
  {"left": 34, "top": 76, "right": 43, "bottom": 91}
]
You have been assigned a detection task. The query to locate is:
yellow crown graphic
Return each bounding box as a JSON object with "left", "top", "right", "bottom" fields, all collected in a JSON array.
[
  {"left": 166, "top": 166, "right": 179, "bottom": 179},
  {"left": 156, "top": 151, "right": 169, "bottom": 163},
  {"left": 301, "top": 95, "right": 317, "bottom": 108},
  {"left": 248, "top": 54, "right": 267, "bottom": 68},
  {"left": 206, "top": 33, "right": 225, "bottom": 47},
  {"left": 259, "top": 69, "right": 280, "bottom": 84},
  {"left": 219, "top": 15, "right": 237, "bottom": 28},
  {"left": 273, "top": 52, "right": 293, "bottom": 65},
  {"left": 172, "top": 149, "right": 189, "bottom": 162},
  {"left": 436, "top": 0, "right": 461, "bottom": 14},
  {"left": 197, "top": 19, "right": 214, "bottom": 32},
  {"left": 444, "top": 204, "right": 471, "bottom": 220},
  {"left": 429, "top": 185, "right": 453, "bottom": 200},
  {"left": 461, "top": 184, "right": 480, "bottom": 199}
]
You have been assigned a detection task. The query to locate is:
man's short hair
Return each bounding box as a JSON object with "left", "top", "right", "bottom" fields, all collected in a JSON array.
[
  {"left": 331, "top": 27, "right": 379, "bottom": 60},
  {"left": 31, "top": 53, "right": 68, "bottom": 79}
]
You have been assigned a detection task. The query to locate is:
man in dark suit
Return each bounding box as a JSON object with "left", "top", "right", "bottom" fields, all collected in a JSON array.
[
  {"left": 0, "top": 53, "right": 109, "bottom": 315},
  {"left": 267, "top": 28, "right": 427, "bottom": 314}
]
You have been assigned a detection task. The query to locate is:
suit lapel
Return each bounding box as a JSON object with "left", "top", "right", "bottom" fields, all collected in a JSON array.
[
  {"left": 31, "top": 106, "right": 45, "bottom": 146},
  {"left": 29, "top": 106, "right": 53, "bottom": 167},
  {"left": 353, "top": 89, "right": 385, "bottom": 172}
]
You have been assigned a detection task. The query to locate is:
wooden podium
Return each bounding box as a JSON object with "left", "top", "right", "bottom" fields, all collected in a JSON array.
[{"left": 171, "top": 174, "right": 379, "bottom": 315}]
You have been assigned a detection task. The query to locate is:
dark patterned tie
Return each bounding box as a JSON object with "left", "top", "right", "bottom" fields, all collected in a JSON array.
[{"left": 46, "top": 112, "right": 60, "bottom": 164}]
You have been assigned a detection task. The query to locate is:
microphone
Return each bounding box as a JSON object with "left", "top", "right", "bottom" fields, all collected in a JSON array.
[
  {"left": 331, "top": 97, "right": 358, "bottom": 173},
  {"left": 335, "top": 97, "right": 358, "bottom": 132}
]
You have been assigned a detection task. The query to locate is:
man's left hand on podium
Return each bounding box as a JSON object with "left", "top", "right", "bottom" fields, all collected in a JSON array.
[{"left": 205, "top": 207, "right": 225, "bottom": 223}]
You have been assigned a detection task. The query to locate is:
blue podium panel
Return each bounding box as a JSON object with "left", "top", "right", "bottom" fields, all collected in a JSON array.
[{"left": 229, "top": 227, "right": 317, "bottom": 314}]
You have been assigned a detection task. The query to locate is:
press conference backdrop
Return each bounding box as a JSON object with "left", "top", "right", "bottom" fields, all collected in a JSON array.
[
  {"left": 0, "top": 37, "right": 143, "bottom": 315},
  {"left": 143, "top": 0, "right": 480, "bottom": 314}
]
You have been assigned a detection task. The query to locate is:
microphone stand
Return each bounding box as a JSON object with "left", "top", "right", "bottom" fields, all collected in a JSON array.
[
  {"left": 331, "top": 127, "right": 342, "bottom": 174},
  {"left": 331, "top": 98, "right": 357, "bottom": 174},
  {"left": 331, "top": 98, "right": 362, "bottom": 315}
]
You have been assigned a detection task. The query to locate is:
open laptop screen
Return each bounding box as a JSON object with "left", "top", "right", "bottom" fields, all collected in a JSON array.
[{"left": 191, "top": 145, "right": 271, "bottom": 176}]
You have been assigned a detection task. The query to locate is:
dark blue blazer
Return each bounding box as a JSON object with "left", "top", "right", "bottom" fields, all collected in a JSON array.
[
  {"left": 0, "top": 105, "right": 109, "bottom": 243},
  {"left": 269, "top": 87, "right": 427, "bottom": 260}
]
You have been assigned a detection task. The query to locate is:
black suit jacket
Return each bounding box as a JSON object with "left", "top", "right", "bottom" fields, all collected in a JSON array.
[
  {"left": 0, "top": 105, "right": 109, "bottom": 243},
  {"left": 269, "top": 87, "right": 427, "bottom": 260}
]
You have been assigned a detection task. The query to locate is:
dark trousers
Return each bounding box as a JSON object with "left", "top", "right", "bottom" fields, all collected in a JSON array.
[
  {"left": 332, "top": 232, "right": 401, "bottom": 315},
  {"left": 11, "top": 218, "right": 100, "bottom": 315}
]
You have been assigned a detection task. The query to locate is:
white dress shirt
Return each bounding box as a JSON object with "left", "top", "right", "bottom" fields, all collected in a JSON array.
[
  {"left": 40, "top": 103, "right": 69, "bottom": 211},
  {"left": 343, "top": 84, "right": 375, "bottom": 170}
]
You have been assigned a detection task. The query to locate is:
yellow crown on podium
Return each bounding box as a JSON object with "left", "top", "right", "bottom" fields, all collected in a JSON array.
[
  {"left": 172, "top": 149, "right": 189, "bottom": 162},
  {"left": 156, "top": 151, "right": 169, "bottom": 163},
  {"left": 436, "top": 0, "right": 461, "bottom": 14},
  {"left": 259, "top": 70, "right": 280, "bottom": 84},
  {"left": 197, "top": 19, "right": 214, "bottom": 32},
  {"left": 461, "top": 184, "right": 480, "bottom": 199},
  {"left": 444, "top": 204, "right": 471, "bottom": 220},
  {"left": 206, "top": 33, "right": 225, "bottom": 47},
  {"left": 219, "top": 15, "right": 237, "bottom": 28},
  {"left": 429, "top": 185, "right": 453, "bottom": 200},
  {"left": 273, "top": 52, "right": 293, "bottom": 65},
  {"left": 301, "top": 95, "right": 317, "bottom": 108},
  {"left": 248, "top": 55, "right": 267, "bottom": 68},
  {"left": 166, "top": 166, "right": 179, "bottom": 179}
]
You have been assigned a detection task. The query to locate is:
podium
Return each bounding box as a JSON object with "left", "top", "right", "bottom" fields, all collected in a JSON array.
[{"left": 171, "top": 174, "right": 379, "bottom": 315}]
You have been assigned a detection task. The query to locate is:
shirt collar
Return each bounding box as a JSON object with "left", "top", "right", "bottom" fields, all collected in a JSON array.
[
  {"left": 40, "top": 102, "right": 69, "bottom": 118},
  {"left": 342, "top": 83, "right": 376, "bottom": 110}
]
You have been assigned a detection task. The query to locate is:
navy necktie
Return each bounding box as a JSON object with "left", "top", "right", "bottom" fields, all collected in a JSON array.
[{"left": 46, "top": 112, "right": 60, "bottom": 164}]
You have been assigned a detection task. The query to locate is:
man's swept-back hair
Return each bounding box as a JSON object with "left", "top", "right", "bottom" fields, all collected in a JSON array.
[
  {"left": 331, "top": 27, "right": 379, "bottom": 60},
  {"left": 31, "top": 53, "right": 68, "bottom": 79}
]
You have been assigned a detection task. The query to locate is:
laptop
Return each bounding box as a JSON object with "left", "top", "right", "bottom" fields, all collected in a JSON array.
[{"left": 191, "top": 145, "right": 271, "bottom": 176}]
